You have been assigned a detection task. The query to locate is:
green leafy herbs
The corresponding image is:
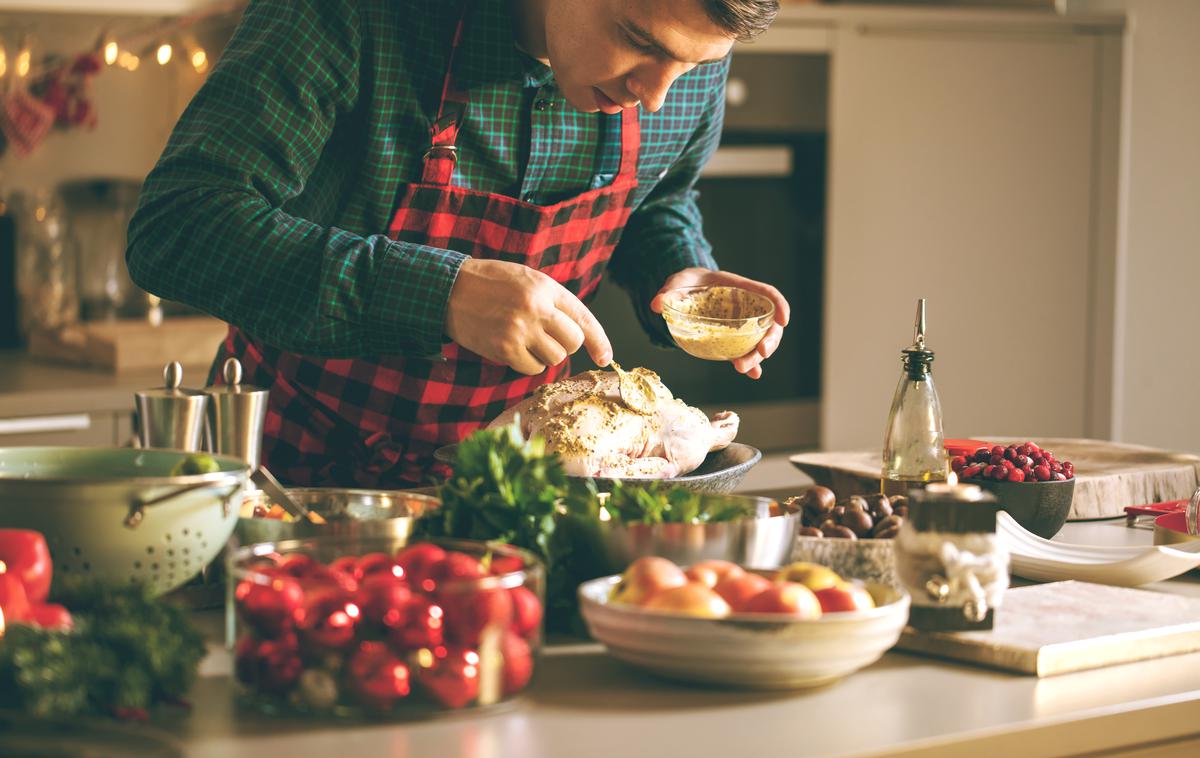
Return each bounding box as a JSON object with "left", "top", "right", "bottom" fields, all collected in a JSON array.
[
  {"left": 0, "top": 578, "right": 207, "bottom": 720},
  {"left": 421, "top": 422, "right": 608, "bottom": 629},
  {"left": 602, "top": 480, "right": 755, "bottom": 524}
]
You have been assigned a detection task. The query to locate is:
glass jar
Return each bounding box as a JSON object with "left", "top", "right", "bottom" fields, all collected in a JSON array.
[
  {"left": 14, "top": 188, "right": 77, "bottom": 334},
  {"left": 228, "top": 536, "right": 545, "bottom": 718}
]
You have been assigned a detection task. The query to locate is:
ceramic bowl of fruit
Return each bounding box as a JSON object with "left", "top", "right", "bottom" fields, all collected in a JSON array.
[
  {"left": 785, "top": 487, "right": 908, "bottom": 587},
  {"left": 229, "top": 536, "right": 543, "bottom": 718},
  {"left": 578, "top": 557, "right": 910, "bottom": 689},
  {"left": 953, "top": 442, "right": 1076, "bottom": 539},
  {"left": 235, "top": 488, "right": 440, "bottom": 545},
  {"left": 660, "top": 285, "right": 774, "bottom": 361}
]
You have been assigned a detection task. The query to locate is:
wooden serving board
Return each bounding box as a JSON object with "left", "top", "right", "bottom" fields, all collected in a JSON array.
[
  {"left": 896, "top": 581, "right": 1200, "bottom": 676},
  {"left": 790, "top": 438, "right": 1200, "bottom": 520},
  {"left": 27, "top": 316, "right": 229, "bottom": 374}
]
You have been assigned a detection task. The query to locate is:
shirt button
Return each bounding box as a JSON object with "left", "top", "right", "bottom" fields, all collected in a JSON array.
[{"left": 534, "top": 98, "right": 554, "bottom": 112}]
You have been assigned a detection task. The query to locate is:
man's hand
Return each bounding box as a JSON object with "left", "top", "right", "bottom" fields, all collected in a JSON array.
[
  {"left": 445, "top": 259, "right": 612, "bottom": 375},
  {"left": 650, "top": 268, "right": 790, "bottom": 380}
]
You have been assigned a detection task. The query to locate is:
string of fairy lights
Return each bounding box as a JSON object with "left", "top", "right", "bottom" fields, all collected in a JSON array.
[{"left": 0, "top": 0, "right": 245, "bottom": 81}]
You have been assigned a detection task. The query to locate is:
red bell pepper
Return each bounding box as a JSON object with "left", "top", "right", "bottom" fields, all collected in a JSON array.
[
  {"left": 0, "top": 564, "right": 31, "bottom": 622},
  {"left": 0, "top": 529, "right": 53, "bottom": 602}
]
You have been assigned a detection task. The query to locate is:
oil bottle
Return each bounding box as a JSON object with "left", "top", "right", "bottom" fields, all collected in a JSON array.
[{"left": 881, "top": 299, "right": 948, "bottom": 497}]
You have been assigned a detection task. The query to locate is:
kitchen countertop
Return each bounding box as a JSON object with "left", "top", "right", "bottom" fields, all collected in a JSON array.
[
  {"left": 165, "top": 516, "right": 1200, "bottom": 758},
  {"left": 0, "top": 350, "right": 211, "bottom": 418}
]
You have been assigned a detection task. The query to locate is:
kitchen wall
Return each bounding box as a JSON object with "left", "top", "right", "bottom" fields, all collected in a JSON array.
[
  {"left": 0, "top": 12, "right": 210, "bottom": 196},
  {"left": 1063, "top": 0, "right": 1200, "bottom": 454}
]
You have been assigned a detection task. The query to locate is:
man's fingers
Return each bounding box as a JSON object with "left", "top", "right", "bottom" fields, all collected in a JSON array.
[
  {"left": 511, "top": 347, "right": 547, "bottom": 377},
  {"left": 555, "top": 292, "right": 612, "bottom": 366},
  {"left": 758, "top": 324, "right": 783, "bottom": 360},
  {"left": 528, "top": 333, "right": 568, "bottom": 371},
  {"left": 543, "top": 310, "right": 586, "bottom": 357}
]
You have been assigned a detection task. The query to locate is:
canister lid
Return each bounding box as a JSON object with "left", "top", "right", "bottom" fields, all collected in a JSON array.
[
  {"left": 908, "top": 485, "right": 999, "bottom": 534},
  {"left": 135, "top": 361, "right": 205, "bottom": 398},
  {"left": 204, "top": 357, "right": 267, "bottom": 395}
]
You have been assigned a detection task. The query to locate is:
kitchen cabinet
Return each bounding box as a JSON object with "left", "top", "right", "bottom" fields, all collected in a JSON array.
[{"left": 812, "top": 11, "right": 1123, "bottom": 449}]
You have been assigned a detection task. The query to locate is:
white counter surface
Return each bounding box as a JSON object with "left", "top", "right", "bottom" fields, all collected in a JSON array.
[{"left": 164, "top": 516, "right": 1200, "bottom": 758}]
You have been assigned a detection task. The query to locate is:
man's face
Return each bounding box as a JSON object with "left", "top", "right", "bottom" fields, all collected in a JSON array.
[{"left": 544, "top": 0, "right": 735, "bottom": 114}]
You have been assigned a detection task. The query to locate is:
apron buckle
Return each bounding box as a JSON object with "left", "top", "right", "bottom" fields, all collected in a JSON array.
[{"left": 424, "top": 144, "right": 459, "bottom": 163}]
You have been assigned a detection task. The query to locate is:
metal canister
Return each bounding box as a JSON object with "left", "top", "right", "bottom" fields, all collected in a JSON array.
[
  {"left": 895, "top": 481, "right": 1008, "bottom": 631},
  {"left": 134, "top": 361, "right": 208, "bottom": 451},
  {"left": 204, "top": 357, "right": 269, "bottom": 470}
]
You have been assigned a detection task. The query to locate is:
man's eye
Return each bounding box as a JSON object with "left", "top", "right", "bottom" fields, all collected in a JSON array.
[{"left": 621, "top": 28, "right": 656, "bottom": 55}]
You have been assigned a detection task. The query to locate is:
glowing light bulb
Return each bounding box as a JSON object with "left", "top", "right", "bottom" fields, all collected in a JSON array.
[
  {"left": 190, "top": 49, "right": 208, "bottom": 73},
  {"left": 156, "top": 43, "right": 172, "bottom": 66},
  {"left": 15, "top": 46, "right": 30, "bottom": 78},
  {"left": 104, "top": 41, "right": 119, "bottom": 65}
]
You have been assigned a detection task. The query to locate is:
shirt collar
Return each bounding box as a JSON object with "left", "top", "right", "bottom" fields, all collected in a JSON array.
[{"left": 455, "top": 0, "right": 556, "bottom": 91}]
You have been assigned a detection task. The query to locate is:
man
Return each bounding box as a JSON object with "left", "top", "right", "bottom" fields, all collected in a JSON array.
[{"left": 127, "top": 0, "right": 788, "bottom": 488}]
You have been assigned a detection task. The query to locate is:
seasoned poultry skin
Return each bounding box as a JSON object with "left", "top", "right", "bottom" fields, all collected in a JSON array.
[{"left": 487, "top": 367, "right": 739, "bottom": 478}]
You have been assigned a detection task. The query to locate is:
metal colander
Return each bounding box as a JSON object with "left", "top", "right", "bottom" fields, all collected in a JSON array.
[{"left": 0, "top": 447, "right": 250, "bottom": 596}]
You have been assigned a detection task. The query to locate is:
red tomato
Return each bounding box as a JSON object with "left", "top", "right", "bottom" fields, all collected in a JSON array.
[{"left": 0, "top": 529, "right": 52, "bottom": 602}]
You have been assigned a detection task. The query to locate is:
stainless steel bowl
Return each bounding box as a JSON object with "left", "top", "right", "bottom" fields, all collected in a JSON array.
[
  {"left": 234, "top": 487, "right": 440, "bottom": 544},
  {"left": 596, "top": 495, "right": 800, "bottom": 572}
]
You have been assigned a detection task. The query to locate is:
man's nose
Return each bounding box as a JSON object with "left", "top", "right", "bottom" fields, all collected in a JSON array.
[{"left": 627, "top": 62, "right": 694, "bottom": 112}]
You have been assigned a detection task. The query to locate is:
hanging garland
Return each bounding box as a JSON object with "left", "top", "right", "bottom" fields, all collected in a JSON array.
[{"left": 0, "top": 0, "right": 246, "bottom": 158}]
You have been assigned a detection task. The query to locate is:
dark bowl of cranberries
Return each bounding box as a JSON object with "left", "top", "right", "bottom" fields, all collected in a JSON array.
[{"left": 951, "top": 442, "right": 1075, "bottom": 539}]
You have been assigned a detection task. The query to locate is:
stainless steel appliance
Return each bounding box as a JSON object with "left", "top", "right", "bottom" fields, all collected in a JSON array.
[{"left": 582, "top": 53, "right": 830, "bottom": 452}]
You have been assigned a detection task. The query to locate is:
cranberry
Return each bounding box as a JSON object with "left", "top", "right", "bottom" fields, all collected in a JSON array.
[
  {"left": 989, "top": 454, "right": 1005, "bottom": 466},
  {"left": 974, "top": 447, "right": 991, "bottom": 462},
  {"left": 1007, "top": 468, "right": 1026, "bottom": 482},
  {"left": 950, "top": 455, "right": 967, "bottom": 472},
  {"left": 1051, "top": 462, "right": 1063, "bottom": 473},
  {"left": 1033, "top": 465, "right": 1052, "bottom": 481},
  {"left": 1052, "top": 472, "right": 1067, "bottom": 481},
  {"left": 1003, "top": 447, "right": 1017, "bottom": 461},
  {"left": 1062, "top": 461, "right": 1075, "bottom": 478},
  {"left": 1001, "top": 459, "right": 1015, "bottom": 471},
  {"left": 1015, "top": 455, "right": 1032, "bottom": 468},
  {"left": 962, "top": 464, "right": 982, "bottom": 480},
  {"left": 1016, "top": 444, "right": 1032, "bottom": 457},
  {"left": 991, "top": 445, "right": 1005, "bottom": 458}
]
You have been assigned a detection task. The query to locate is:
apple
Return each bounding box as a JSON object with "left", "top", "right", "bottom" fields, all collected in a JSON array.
[
  {"left": 642, "top": 582, "right": 732, "bottom": 618},
  {"left": 742, "top": 582, "right": 822, "bottom": 619},
  {"left": 774, "top": 562, "right": 842, "bottom": 592},
  {"left": 713, "top": 572, "right": 773, "bottom": 612},
  {"left": 813, "top": 583, "right": 876, "bottom": 613},
  {"left": 684, "top": 559, "right": 745, "bottom": 588},
  {"left": 610, "top": 556, "right": 688, "bottom": 606}
]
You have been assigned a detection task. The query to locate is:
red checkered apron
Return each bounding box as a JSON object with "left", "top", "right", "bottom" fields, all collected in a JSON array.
[{"left": 215, "top": 5, "right": 641, "bottom": 488}]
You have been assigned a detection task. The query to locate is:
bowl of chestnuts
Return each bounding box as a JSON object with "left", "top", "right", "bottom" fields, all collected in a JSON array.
[{"left": 783, "top": 487, "right": 910, "bottom": 588}]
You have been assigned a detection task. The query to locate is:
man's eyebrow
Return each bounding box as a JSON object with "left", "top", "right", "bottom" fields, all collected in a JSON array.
[{"left": 623, "top": 20, "right": 727, "bottom": 66}]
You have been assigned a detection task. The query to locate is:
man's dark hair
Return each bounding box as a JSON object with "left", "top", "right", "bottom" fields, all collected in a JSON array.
[{"left": 704, "top": 0, "right": 779, "bottom": 42}]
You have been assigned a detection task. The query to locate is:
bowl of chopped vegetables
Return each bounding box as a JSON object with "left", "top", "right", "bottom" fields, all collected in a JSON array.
[{"left": 596, "top": 483, "right": 801, "bottom": 573}]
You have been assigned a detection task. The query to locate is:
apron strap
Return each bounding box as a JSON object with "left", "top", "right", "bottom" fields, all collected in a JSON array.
[
  {"left": 614, "top": 105, "right": 641, "bottom": 180},
  {"left": 422, "top": 4, "right": 472, "bottom": 185}
]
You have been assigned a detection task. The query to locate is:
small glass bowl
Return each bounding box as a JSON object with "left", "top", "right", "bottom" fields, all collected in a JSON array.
[
  {"left": 228, "top": 536, "right": 544, "bottom": 719},
  {"left": 661, "top": 286, "right": 774, "bottom": 361}
]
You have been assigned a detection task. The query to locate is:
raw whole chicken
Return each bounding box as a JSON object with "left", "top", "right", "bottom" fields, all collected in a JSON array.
[{"left": 488, "top": 366, "right": 739, "bottom": 478}]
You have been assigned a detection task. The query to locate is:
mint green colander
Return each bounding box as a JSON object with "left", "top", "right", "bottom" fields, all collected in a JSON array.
[{"left": 0, "top": 447, "right": 250, "bottom": 596}]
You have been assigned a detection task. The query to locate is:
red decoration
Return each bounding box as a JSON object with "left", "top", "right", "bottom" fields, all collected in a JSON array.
[
  {"left": 0, "top": 530, "right": 53, "bottom": 603},
  {"left": 235, "top": 577, "right": 304, "bottom": 637},
  {"left": 234, "top": 633, "right": 302, "bottom": 694},
  {"left": 354, "top": 573, "right": 413, "bottom": 626},
  {"left": 440, "top": 586, "right": 513, "bottom": 646},
  {"left": 509, "top": 586, "right": 543, "bottom": 637},
  {"left": 348, "top": 641, "right": 411, "bottom": 711},
  {"left": 500, "top": 632, "right": 533, "bottom": 696},
  {"left": 385, "top": 596, "right": 445, "bottom": 651},
  {"left": 414, "top": 646, "right": 480, "bottom": 709}
]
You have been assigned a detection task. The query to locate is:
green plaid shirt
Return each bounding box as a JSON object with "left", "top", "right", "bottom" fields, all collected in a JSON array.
[{"left": 127, "top": 0, "right": 725, "bottom": 358}]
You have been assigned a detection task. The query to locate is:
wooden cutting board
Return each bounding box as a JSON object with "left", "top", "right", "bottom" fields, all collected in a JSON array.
[
  {"left": 896, "top": 581, "right": 1200, "bottom": 676},
  {"left": 789, "top": 438, "right": 1200, "bottom": 519},
  {"left": 27, "top": 316, "right": 228, "bottom": 374}
]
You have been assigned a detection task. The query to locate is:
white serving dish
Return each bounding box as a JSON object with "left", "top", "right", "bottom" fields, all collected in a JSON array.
[
  {"left": 578, "top": 575, "right": 910, "bottom": 690},
  {"left": 997, "top": 511, "right": 1200, "bottom": 586}
]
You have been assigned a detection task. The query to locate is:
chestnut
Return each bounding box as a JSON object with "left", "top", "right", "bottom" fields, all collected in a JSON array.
[
  {"left": 840, "top": 509, "right": 874, "bottom": 538},
  {"left": 798, "top": 526, "right": 823, "bottom": 538},
  {"left": 871, "top": 514, "right": 903, "bottom": 539},
  {"left": 822, "top": 525, "right": 858, "bottom": 540}
]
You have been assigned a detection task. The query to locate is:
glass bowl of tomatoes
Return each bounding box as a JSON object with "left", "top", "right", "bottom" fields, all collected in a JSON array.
[{"left": 228, "top": 536, "right": 544, "bottom": 719}]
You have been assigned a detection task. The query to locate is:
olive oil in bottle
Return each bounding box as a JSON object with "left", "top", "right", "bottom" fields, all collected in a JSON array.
[{"left": 882, "top": 299, "right": 948, "bottom": 496}]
